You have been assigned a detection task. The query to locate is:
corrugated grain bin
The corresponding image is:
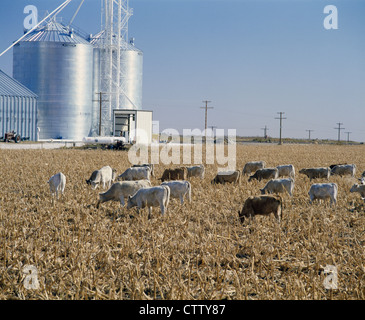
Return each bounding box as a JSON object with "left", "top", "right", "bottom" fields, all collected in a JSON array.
[
  {"left": 13, "top": 21, "right": 93, "bottom": 140},
  {"left": 0, "top": 69, "right": 38, "bottom": 141}
]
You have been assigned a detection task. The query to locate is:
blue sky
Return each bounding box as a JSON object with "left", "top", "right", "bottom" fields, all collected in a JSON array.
[{"left": 0, "top": 0, "right": 364, "bottom": 141}]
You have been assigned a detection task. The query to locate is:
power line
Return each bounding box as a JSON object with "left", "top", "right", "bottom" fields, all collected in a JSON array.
[{"left": 275, "top": 112, "right": 286, "bottom": 145}]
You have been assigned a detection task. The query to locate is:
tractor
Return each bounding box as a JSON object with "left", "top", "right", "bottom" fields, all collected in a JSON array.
[{"left": 3, "top": 131, "right": 21, "bottom": 143}]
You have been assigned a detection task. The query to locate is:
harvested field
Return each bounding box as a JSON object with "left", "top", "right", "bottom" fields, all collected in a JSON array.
[{"left": 0, "top": 144, "right": 364, "bottom": 300}]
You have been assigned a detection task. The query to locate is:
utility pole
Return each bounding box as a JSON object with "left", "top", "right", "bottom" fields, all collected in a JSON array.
[
  {"left": 334, "top": 122, "right": 345, "bottom": 142},
  {"left": 201, "top": 100, "right": 213, "bottom": 142},
  {"left": 209, "top": 125, "right": 217, "bottom": 137},
  {"left": 261, "top": 125, "right": 269, "bottom": 139},
  {"left": 306, "top": 129, "right": 314, "bottom": 140},
  {"left": 275, "top": 112, "right": 286, "bottom": 145},
  {"left": 345, "top": 131, "right": 351, "bottom": 143},
  {"left": 93, "top": 92, "right": 109, "bottom": 136}
]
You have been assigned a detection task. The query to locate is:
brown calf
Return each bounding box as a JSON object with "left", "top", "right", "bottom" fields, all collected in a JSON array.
[{"left": 238, "top": 195, "right": 282, "bottom": 223}]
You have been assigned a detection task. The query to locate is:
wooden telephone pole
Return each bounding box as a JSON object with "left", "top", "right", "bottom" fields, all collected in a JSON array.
[
  {"left": 261, "top": 125, "right": 269, "bottom": 139},
  {"left": 334, "top": 122, "right": 345, "bottom": 142},
  {"left": 201, "top": 100, "right": 213, "bottom": 142},
  {"left": 306, "top": 129, "right": 314, "bottom": 140},
  {"left": 275, "top": 112, "right": 286, "bottom": 145}
]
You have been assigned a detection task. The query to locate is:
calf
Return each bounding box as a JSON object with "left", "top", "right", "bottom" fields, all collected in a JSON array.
[
  {"left": 299, "top": 167, "right": 330, "bottom": 181},
  {"left": 187, "top": 164, "right": 205, "bottom": 180},
  {"left": 248, "top": 168, "right": 279, "bottom": 182},
  {"left": 330, "top": 164, "right": 356, "bottom": 177},
  {"left": 132, "top": 163, "right": 155, "bottom": 177},
  {"left": 329, "top": 163, "right": 347, "bottom": 170},
  {"left": 238, "top": 195, "right": 282, "bottom": 223},
  {"left": 48, "top": 172, "right": 66, "bottom": 199},
  {"left": 211, "top": 170, "right": 240, "bottom": 184},
  {"left": 161, "top": 180, "right": 191, "bottom": 204},
  {"left": 276, "top": 164, "right": 295, "bottom": 179},
  {"left": 160, "top": 167, "right": 187, "bottom": 182},
  {"left": 308, "top": 183, "right": 338, "bottom": 206},
  {"left": 118, "top": 166, "right": 151, "bottom": 181},
  {"left": 350, "top": 184, "right": 365, "bottom": 199},
  {"left": 97, "top": 180, "right": 151, "bottom": 208},
  {"left": 260, "top": 178, "right": 295, "bottom": 197},
  {"left": 86, "top": 166, "right": 117, "bottom": 189},
  {"left": 127, "top": 186, "right": 171, "bottom": 218},
  {"left": 242, "top": 161, "right": 265, "bottom": 176}
]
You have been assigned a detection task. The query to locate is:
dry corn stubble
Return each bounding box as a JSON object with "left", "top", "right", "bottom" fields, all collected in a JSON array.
[{"left": 0, "top": 144, "right": 364, "bottom": 300}]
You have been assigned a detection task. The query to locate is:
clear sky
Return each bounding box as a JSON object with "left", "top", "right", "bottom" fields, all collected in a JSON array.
[{"left": 0, "top": 0, "right": 364, "bottom": 141}]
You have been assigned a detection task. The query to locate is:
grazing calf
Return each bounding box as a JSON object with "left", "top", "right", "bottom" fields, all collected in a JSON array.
[
  {"left": 299, "top": 167, "right": 331, "bottom": 181},
  {"left": 187, "top": 164, "right": 205, "bottom": 180},
  {"left": 160, "top": 167, "right": 188, "bottom": 182},
  {"left": 359, "top": 171, "right": 365, "bottom": 184},
  {"left": 86, "top": 166, "right": 117, "bottom": 189},
  {"left": 350, "top": 184, "right": 365, "bottom": 199},
  {"left": 97, "top": 180, "right": 151, "bottom": 208},
  {"left": 161, "top": 180, "right": 191, "bottom": 204},
  {"left": 132, "top": 163, "right": 155, "bottom": 177},
  {"left": 260, "top": 178, "right": 295, "bottom": 197},
  {"left": 329, "top": 163, "right": 347, "bottom": 170},
  {"left": 211, "top": 170, "right": 240, "bottom": 184},
  {"left": 48, "top": 172, "right": 66, "bottom": 199},
  {"left": 242, "top": 161, "right": 265, "bottom": 176},
  {"left": 308, "top": 183, "right": 338, "bottom": 206},
  {"left": 118, "top": 166, "right": 151, "bottom": 181},
  {"left": 248, "top": 168, "right": 279, "bottom": 182},
  {"left": 276, "top": 164, "right": 295, "bottom": 179},
  {"left": 238, "top": 195, "right": 282, "bottom": 223},
  {"left": 127, "top": 186, "right": 171, "bottom": 218},
  {"left": 330, "top": 164, "right": 356, "bottom": 177}
]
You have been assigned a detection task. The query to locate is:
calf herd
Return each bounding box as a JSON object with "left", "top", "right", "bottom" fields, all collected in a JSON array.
[{"left": 47, "top": 160, "right": 365, "bottom": 224}]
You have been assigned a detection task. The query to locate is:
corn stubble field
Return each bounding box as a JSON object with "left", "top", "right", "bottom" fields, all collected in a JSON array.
[{"left": 0, "top": 144, "right": 364, "bottom": 300}]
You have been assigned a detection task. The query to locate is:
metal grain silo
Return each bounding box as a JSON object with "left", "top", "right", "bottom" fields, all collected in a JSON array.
[
  {"left": 13, "top": 20, "right": 93, "bottom": 140},
  {"left": 90, "top": 32, "right": 143, "bottom": 136},
  {"left": 119, "top": 39, "right": 143, "bottom": 110}
]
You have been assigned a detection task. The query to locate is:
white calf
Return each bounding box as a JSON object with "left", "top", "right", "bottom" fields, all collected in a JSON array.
[
  {"left": 86, "top": 166, "right": 117, "bottom": 189},
  {"left": 276, "top": 164, "right": 295, "bottom": 179},
  {"left": 260, "top": 178, "right": 295, "bottom": 197},
  {"left": 350, "top": 184, "right": 365, "bottom": 200},
  {"left": 308, "top": 183, "right": 338, "bottom": 206},
  {"left": 118, "top": 166, "right": 151, "bottom": 181},
  {"left": 97, "top": 180, "right": 152, "bottom": 208},
  {"left": 48, "top": 172, "right": 66, "bottom": 199},
  {"left": 127, "top": 186, "right": 170, "bottom": 218},
  {"left": 187, "top": 165, "right": 205, "bottom": 180},
  {"left": 242, "top": 161, "right": 265, "bottom": 176},
  {"left": 161, "top": 180, "right": 191, "bottom": 204}
]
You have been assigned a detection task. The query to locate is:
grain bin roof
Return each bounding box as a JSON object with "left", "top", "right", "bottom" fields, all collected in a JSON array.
[
  {"left": 0, "top": 69, "right": 37, "bottom": 97},
  {"left": 20, "top": 20, "right": 90, "bottom": 45}
]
